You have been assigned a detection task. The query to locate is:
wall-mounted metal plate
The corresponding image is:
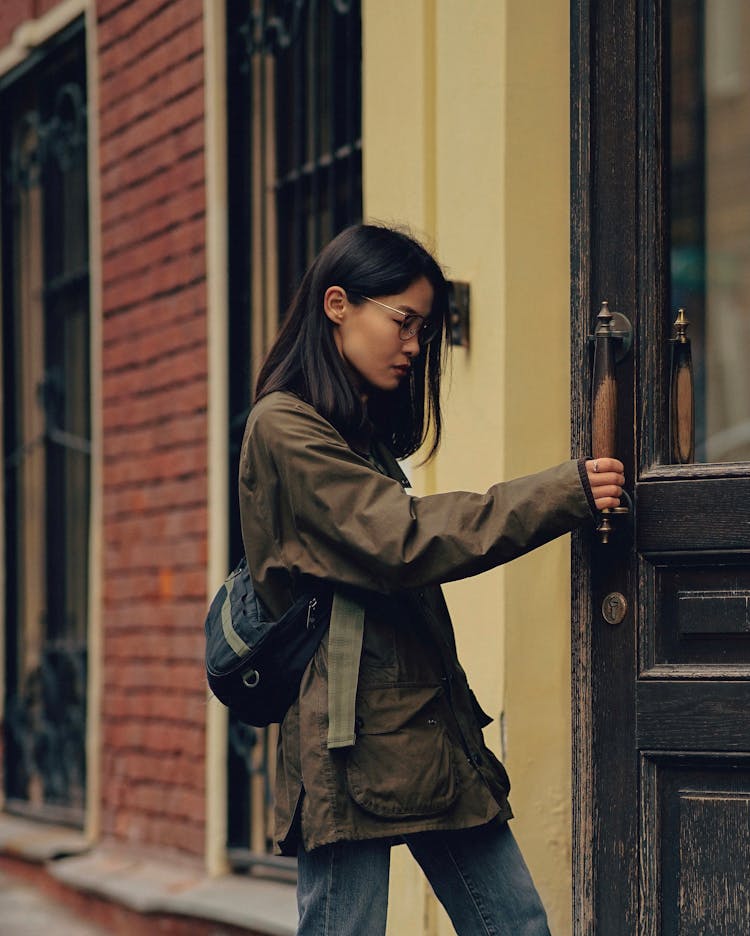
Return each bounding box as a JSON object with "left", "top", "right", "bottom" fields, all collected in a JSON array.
[
  {"left": 448, "top": 280, "right": 470, "bottom": 349},
  {"left": 587, "top": 306, "right": 633, "bottom": 363},
  {"left": 609, "top": 311, "right": 633, "bottom": 363}
]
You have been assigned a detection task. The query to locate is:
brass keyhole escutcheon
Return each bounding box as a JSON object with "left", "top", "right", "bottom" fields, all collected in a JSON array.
[{"left": 602, "top": 592, "right": 628, "bottom": 625}]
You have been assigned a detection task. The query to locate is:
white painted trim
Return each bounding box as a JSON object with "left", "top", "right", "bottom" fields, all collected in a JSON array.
[
  {"left": 83, "top": 0, "right": 103, "bottom": 847},
  {"left": 203, "top": 0, "right": 231, "bottom": 877},
  {"left": 0, "top": 0, "right": 87, "bottom": 78}
]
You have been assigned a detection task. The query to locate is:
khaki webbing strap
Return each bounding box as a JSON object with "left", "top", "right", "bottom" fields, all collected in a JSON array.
[{"left": 326, "top": 591, "right": 365, "bottom": 749}]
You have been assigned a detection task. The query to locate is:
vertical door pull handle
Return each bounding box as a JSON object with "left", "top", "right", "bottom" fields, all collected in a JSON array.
[
  {"left": 591, "top": 301, "right": 630, "bottom": 543},
  {"left": 669, "top": 309, "right": 695, "bottom": 464}
]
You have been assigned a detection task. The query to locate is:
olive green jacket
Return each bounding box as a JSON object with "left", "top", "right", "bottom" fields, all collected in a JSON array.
[{"left": 239, "top": 391, "right": 595, "bottom": 854}]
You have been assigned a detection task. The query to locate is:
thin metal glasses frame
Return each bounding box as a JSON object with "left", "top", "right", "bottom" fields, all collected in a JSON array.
[{"left": 360, "top": 295, "right": 438, "bottom": 344}]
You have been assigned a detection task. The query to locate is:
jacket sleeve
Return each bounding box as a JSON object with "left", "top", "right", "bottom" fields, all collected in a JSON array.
[{"left": 240, "top": 395, "right": 595, "bottom": 594}]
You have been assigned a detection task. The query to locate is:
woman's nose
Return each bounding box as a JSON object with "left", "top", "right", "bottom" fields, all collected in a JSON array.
[{"left": 403, "top": 332, "right": 421, "bottom": 357}]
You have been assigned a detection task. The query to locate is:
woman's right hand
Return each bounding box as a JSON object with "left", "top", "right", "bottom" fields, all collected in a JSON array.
[{"left": 585, "top": 458, "right": 625, "bottom": 511}]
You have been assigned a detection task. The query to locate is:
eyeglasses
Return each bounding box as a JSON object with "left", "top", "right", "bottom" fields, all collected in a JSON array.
[{"left": 361, "top": 296, "right": 439, "bottom": 345}]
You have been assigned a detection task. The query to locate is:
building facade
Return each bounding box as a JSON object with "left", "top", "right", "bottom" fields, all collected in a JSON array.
[{"left": 1, "top": 2, "right": 748, "bottom": 935}]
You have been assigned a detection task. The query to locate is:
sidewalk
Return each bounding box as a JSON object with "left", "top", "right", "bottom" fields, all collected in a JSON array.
[
  {"left": 0, "top": 868, "right": 109, "bottom": 935},
  {"left": 0, "top": 813, "right": 296, "bottom": 935}
]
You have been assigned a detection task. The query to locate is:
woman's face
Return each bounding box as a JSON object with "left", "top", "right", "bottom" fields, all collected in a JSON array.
[{"left": 324, "top": 276, "right": 434, "bottom": 395}]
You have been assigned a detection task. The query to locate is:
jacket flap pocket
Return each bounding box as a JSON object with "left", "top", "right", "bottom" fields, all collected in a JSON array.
[
  {"left": 355, "top": 685, "right": 443, "bottom": 736},
  {"left": 345, "top": 686, "right": 459, "bottom": 819}
]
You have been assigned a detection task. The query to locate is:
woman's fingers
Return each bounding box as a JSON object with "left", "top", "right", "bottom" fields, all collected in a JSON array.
[
  {"left": 585, "top": 458, "right": 625, "bottom": 510},
  {"left": 587, "top": 457, "right": 624, "bottom": 477},
  {"left": 589, "top": 472, "right": 625, "bottom": 489},
  {"left": 592, "top": 488, "right": 623, "bottom": 510}
]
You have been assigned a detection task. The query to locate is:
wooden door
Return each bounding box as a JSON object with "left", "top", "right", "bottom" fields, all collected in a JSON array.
[{"left": 571, "top": 1, "right": 750, "bottom": 933}]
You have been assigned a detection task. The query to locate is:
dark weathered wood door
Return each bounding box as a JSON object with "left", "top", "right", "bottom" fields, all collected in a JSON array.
[{"left": 571, "top": 2, "right": 750, "bottom": 933}]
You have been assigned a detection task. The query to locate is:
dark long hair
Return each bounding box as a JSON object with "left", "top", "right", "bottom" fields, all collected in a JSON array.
[{"left": 255, "top": 224, "right": 449, "bottom": 460}]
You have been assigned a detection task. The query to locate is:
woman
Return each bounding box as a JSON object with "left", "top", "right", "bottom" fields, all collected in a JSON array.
[{"left": 239, "top": 224, "right": 623, "bottom": 935}]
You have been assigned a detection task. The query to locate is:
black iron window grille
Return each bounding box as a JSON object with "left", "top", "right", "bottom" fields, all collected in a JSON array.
[
  {"left": 225, "top": 0, "right": 362, "bottom": 872},
  {"left": 1, "top": 19, "right": 90, "bottom": 827}
]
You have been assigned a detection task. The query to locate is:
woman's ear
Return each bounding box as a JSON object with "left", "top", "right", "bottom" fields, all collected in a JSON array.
[{"left": 323, "top": 285, "right": 348, "bottom": 325}]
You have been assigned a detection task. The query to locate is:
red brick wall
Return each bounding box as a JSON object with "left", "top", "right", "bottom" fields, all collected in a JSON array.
[
  {"left": 97, "top": 0, "right": 208, "bottom": 856},
  {"left": 0, "top": 1, "right": 61, "bottom": 48},
  {"left": 0, "top": 2, "right": 31, "bottom": 49}
]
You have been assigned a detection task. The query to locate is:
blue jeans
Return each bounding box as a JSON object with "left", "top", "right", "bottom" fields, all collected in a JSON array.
[{"left": 296, "top": 819, "right": 552, "bottom": 936}]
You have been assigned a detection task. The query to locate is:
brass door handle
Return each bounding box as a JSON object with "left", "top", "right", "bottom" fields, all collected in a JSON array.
[
  {"left": 669, "top": 309, "right": 695, "bottom": 463},
  {"left": 591, "top": 301, "right": 630, "bottom": 544}
]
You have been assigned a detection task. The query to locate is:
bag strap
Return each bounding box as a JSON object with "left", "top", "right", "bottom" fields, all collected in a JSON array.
[
  {"left": 325, "top": 440, "right": 404, "bottom": 749},
  {"left": 326, "top": 590, "right": 365, "bottom": 749}
]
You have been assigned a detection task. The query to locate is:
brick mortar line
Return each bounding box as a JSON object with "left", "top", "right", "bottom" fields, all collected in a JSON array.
[
  {"left": 103, "top": 383, "right": 208, "bottom": 407},
  {"left": 96, "top": 0, "right": 133, "bottom": 22},
  {"left": 103, "top": 462, "right": 207, "bottom": 475},
  {"left": 102, "top": 250, "right": 207, "bottom": 293},
  {"left": 102, "top": 324, "right": 206, "bottom": 352},
  {"left": 104, "top": 482, "right": 208, "bottom": 498},
  {"left": 103, "top": 337, "right": 206, "bottom": 372},
  {"left": 99, "top": 118, "right": 205, "bottom": 184},
  {"left": 97, "top": 1, "right": 192, "bottom": 55},
  {"left": 103, "top": 479, "right": 207, "bottom": 491},
  {"left": 100, "top": 416, "right": 207, "bottom": 437},
  {"left": 102, "top": 212, "right": 205, "bottom": 263},
  {"left": 102, "top": 253, "right": 205, "bottom": 283},
  {"left": 100, "top": 159, "right": 204, "bottom": 217},
  {"left": 98, "top": 46, "right": 203, "bottom": 114},
  {"left": 103, "top": 436, "right": 209, "bottom": 455},
  {"left": 102, "top": 275, "right": 206, "bottom": 317},
  {"left": 103, "top": 308, "right": 202, "bottom": 340},
  {"left": 99, "top": 80, "right": 205, "bottom": 153}
]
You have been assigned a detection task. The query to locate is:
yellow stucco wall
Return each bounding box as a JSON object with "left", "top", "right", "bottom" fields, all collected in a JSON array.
[{"left": 363, "top": 2, "right": 571, "bottom": 933}]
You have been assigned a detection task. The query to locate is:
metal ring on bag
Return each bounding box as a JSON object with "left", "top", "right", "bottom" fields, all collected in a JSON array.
[{"left": 242, "top": 669, "right": 260, "bottom": 688}]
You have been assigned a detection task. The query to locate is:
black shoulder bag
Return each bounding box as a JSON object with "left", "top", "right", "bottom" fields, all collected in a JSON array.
[{"left": 204, "top": 558, "right": 331, "bottom": 728}]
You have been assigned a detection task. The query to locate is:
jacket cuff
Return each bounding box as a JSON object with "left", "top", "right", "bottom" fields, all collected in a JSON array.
[{"left": 577, "top": 458, "right": 598, "bottom": 519}]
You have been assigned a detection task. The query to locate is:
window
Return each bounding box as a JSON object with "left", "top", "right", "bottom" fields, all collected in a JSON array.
[
  {"left": 1, "top": 20, "right": 90, "bottom": 826},
  {"left": 224, "top": 0, "right": 362, "bottom": 870},
  {"left": 669, "top": 0, "right": 750, "bottom": 461}
]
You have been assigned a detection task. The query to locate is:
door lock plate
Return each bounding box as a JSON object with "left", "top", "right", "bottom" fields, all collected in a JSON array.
[{"left": 602, "top": 592, "right": 628, "bottom": 625}]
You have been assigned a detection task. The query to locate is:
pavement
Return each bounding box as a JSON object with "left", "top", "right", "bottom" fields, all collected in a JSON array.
[
  {"left": 0, "top": 812, "right": 297, "bottom": 936},
  {"left": 0, "top": 869, "right": 109, "bottom": 935}
]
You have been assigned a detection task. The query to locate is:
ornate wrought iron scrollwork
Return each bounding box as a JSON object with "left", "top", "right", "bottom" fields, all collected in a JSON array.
[
  {"left": 237, "top": 0, "right": 356, "bottom": 67},
  {"left": 4, "top": 366, "right": 92, "bottom": 472},
  {"left": 228, "top": 716, "right": 274, "bottom": 799},
  {"left": 5, "top": 81, "right": 87, "bottom": 193},
  {"left": 5, "top": 640, "right": 87, "bottom": 811},
  {"left": 228, "top": 715, "right": 277, "bottom": 849},
  {"left": 228, "top": 715, "right": 259, "bottom": 765}
]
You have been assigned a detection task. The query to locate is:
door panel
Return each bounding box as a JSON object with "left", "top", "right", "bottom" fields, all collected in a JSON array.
[
  {"left": 647, "top": 558, "right": 750, "bottom": 667},
  {"left": 637, "top": 477, "right": 750, "bottom": 550},
  {"left": 572, "top": 1, "right": 750, "bottom": 932},
  {"left": 636, "top": 683, "right": 750, "bottom": 749},
  {"left": 642, "top": 757, "right": 750, "bottom": 936}
]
